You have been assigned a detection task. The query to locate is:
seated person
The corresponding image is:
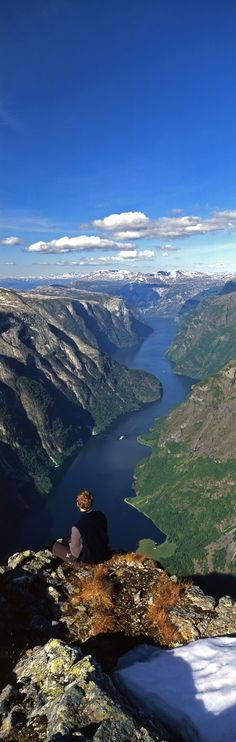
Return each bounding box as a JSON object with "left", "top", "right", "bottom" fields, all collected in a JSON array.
[{"left": 52, "top": 489, "right": 109, "bottom": 564}]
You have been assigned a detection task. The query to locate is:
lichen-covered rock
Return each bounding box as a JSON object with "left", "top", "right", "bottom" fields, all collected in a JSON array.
[
  {"left": 168, "top": 608, "right": 200, "bottom": 642},
  {"left": 0, "top": 639, "right": 172, "bottom": 741},
  {"left": 202, "top": 594, "right": 236, "bottom": 637},
  {"left": 185, "top": 585, "right": 216, "bottom": 611},
  {"left": 0, "top": 548, "right": 236, "bottom": 741},
  {"left": 7, "top": 550, "right": 35, "bottom": 570}
]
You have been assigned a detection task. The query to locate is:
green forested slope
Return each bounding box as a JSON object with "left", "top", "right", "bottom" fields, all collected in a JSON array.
[
  {"left": 167, "top": 292, "right": 236, "bottom": 379},
  {"left": 131, "top": 361, "right": 236, "bottom": 575}
]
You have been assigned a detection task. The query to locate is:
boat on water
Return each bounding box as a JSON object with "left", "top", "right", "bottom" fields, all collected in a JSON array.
[{"left": 119, "top": 435, "right": 124, "bottom": 440}]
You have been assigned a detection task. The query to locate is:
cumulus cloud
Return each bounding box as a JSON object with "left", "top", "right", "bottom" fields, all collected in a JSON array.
[
  {"left": 1, "top": 235, "right": 22, "bottom": 246},
  {"left": 112, "top": 231, "right": 145, "bottom": 240},
  {"left": 92, "top": 209, "right": 236, "bottom": 240},
  {"left": 117, "top": 249, "right": 154, "bottom": 260},
  {"left": 27, "top": 235, "right": 135, "bottom": 254},
  {"left": 93, "top": 211, "right": 148, "bottom": 230}
]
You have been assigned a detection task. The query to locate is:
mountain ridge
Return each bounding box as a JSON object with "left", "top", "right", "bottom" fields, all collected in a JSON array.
[{"left": 1, "top": 269, "right": 229, "bottom": 317}]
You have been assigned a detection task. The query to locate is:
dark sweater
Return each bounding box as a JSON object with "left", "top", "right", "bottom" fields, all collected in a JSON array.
[{"left": 74, "top": 510, "right": 109, "bottom": 564}]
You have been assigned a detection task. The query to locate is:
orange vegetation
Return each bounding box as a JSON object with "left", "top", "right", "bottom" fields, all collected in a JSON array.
[
  {"left": 91, "top": 612, "right": 118, "bottom": 636},
  {"left": 146, "top": 574, "right": 190, "bottom": 645},
  {"left": 147, "top": 606, "right": 180, "bottom": 645},
  {"left": 70, "top": 566, "right": 114, "bottom": 610},
  {"left": 64, "top": 553, "right": 191, "bottom": 645}
]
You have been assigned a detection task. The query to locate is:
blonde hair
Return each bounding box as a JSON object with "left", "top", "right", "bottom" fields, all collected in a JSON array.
[{"left": 76, "top": 489, "right": 93, "bottom": 511}]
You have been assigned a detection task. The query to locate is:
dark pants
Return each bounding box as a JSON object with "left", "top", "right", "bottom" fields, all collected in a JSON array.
[{"left": 52, "top": 540, "right": 76, "bottom": 562}]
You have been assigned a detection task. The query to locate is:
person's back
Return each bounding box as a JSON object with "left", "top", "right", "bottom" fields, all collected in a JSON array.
[
  {"left": 51, "top": 489, "right": 109, "bottom": 565},
  {"left": 74, "top": 509, "right": 108, "bottom": 564}
]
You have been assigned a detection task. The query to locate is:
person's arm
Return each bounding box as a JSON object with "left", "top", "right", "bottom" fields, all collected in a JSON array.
[{"left": 68, "top": 526, "right": 83, "bottom": 559}]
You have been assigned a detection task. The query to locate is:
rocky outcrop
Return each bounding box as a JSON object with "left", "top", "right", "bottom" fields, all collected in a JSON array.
[
  {"left": 0, "top": 549, "right": 235, "bottom": 740},
  {"left": 1, "top": 639, "right": 172, "bottom": 742}
]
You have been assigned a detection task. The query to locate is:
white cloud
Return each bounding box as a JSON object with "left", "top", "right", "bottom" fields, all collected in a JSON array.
[
  {"left": 27, "top": 235, "right": 135, "bottom": 254},
  {"left": 93, "top": 211, "right": 148, "bottom": 230},
  {"left": 4, "top": 261, "right": 15, "bottom": 265},
  {"left": 1, "top": 235, "right": 22, "bottom": 246},
  {"left": 98, "top": 249, "right": 155, "bottom": 263},
  {"left": 92, "top": 209, "right": 236, "bottom": 240},
  {"left": 132, "top": 249, "right": 155, "bottom": 259},
  {"left": 3, "top": 209, "right": 236, "bottom": 256},
  {"left": 113, "top": 231, "right": 145, "bottom": 240},
  {"left": 116, "top": 250, "right": 138, "bottom": 259}
]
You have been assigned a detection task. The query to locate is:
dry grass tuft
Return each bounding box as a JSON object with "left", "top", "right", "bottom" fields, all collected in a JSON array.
[
  {"left": 155, "top": 579, "right": 181, "bottom": 610},
  {"left": 91, "top": 612, "right": 118, "bottom": 636},
  {"left": 80, "top": 576, "right": 114, "bottom": 609},
  {"left": 69, "top": 568, "right": 114, "bottom": 610},
  {"left": 93, "top": 562, "right": 110, "bottom": 577},
  {"left": 155, "top": 569, "right": 168, "bottom": 580},
  {"left": 147, "top": 605, "right": 180, "bottom": 645},
  {"left": 146, "top": 573, "right": 183, "bottom": 645},
  {"left": 65, "top": 564, "right": 116, "bottom": 638}
]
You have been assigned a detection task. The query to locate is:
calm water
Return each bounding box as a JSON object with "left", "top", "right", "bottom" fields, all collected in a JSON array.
[{"left": 15, "top": 318, "right": 194, "bottom": 556}]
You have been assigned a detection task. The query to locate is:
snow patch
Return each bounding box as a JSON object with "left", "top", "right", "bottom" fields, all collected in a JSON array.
[{"left": 114, "top": 637, "right": 236, "bottom": 742}]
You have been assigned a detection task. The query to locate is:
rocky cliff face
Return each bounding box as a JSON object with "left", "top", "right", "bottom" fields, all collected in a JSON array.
[
  {"left": 167, "top": 291, "right": 236, "bottom": 378},
  {"left": 0, "top": 548, "right": 235, "bottom": 741},
  {"left": 0, "top": 286, "right": 161, "bottom": 551}
]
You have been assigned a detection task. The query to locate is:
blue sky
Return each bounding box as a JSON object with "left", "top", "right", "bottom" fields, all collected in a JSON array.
[{"left": 1, "top": 0, "right": 236, "bottom": 278}]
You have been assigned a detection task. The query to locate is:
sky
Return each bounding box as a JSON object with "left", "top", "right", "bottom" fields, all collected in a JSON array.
[{"left": 1, "top": 0, "right": 236, "bottom": 278}]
